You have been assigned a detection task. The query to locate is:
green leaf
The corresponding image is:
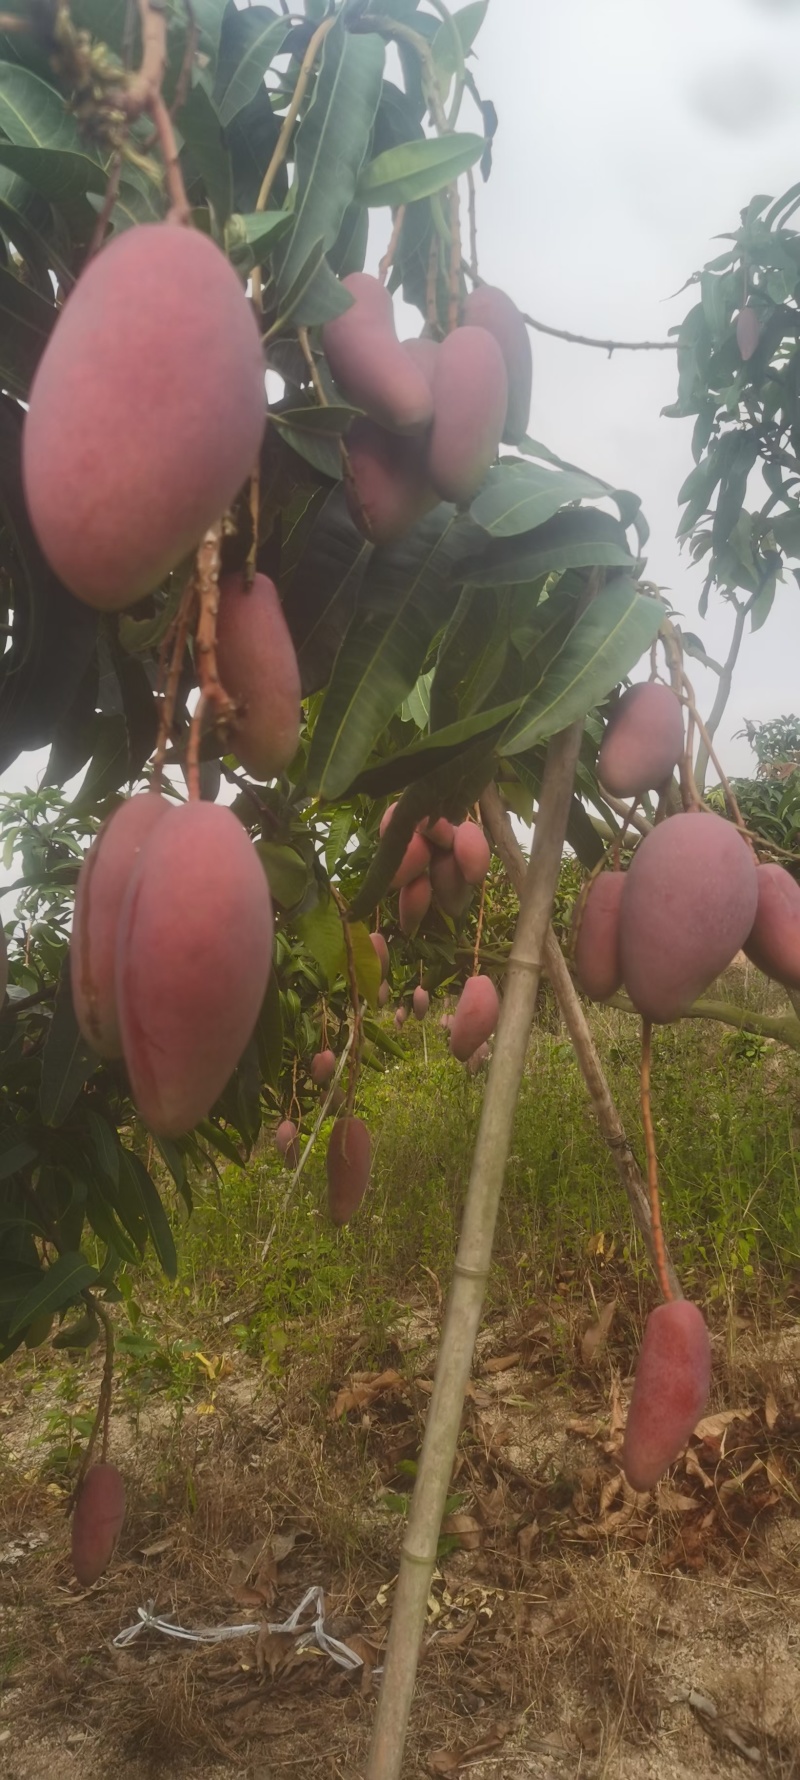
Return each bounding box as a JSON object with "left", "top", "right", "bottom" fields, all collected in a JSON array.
[
  {"left": 306, "top": 509, "right": 473, "bottom": 799},
  {"left": 256, "top": 841, "right": 309, "bottom": 908},
  {"left": 770, "top": 510, "right": 800, "bottom": 557},
  {"left": 296, "top": 895, "right": 346, "bottom": 988},
  {"left": 275, "top": 17, "right": 384, "bottom": 301},
  {"left": 214, "top": 7, "right": 290, "bottom": 127},
  {"left": 69, "top": 714, "right": 129, "bottom": 816},
  {"left": 39, "top": 962, "right": 98, "bottom": 1127},
  {"left": 356, "top": 132, "right": 484, "bottom": 207},
  {"left": 0, "top": 64, "right": 108, "bottom": 232},
  {"left": 84, "top": 1109, "right": 120, "bottom": 1187},
  {"left": 196, "top": 1120, "right": 245, "bottom": 1167},
  {"left": 500, "top": 581, "right": 665, "bottom": 757},
  {"left": 0, "top": 263, "right": 55, "bottom": 396},
  {"left": 349, "top": 920, "right": 381, "bottom": 1007},
  {"left": 118, "top": 1151, "right": 177, "bottom": 1280},
  {"left": 9, "top": 1251, "right": 98, "bottom": 1338},
  {"left": 269, "top": 235, "right": 353, "bottom": 330},
  {"left": 470, "top": 460, "right": 612, "bottom": 537},
  {"left": 432, "top": 1, "right": 488, "bottom": 89},
  {"left": 224, "top": 207, "right": 293, "bottom": 270},
  {"left": 465, "top": 508, "right": 635, "bottom": 587},
  {"left": 271, "top": 408, "right": 344, "bottom": 479},
  {"left": 254, "top": 969, "right": 283, "bottom": 1091},
  {"left": 284, "top": 485, "right": 371, "bottom": 695},
  {"left": 0, "top": 1128, "right": 37, "bottom": 1180},
  {"left": 179, "top": 77, "right": 233, "bottom": 225}
]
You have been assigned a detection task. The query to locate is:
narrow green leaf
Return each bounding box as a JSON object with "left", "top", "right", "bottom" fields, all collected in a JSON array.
[
  {"left": 296, "top": 895, "right": 346, "bottom": 987},
  {"left": 500, "top": 581, "right": 665, "bottom": 757},
  {"left": 118, "top": 1151, "right": 177, "bottom": 1280},
  {"left": 275, "top": 17, "right": 384, "bottom": 300},
  {"left": 356, "top": 131, "right": 484, "bottom": 207},
  {"left": 9, "top": 1250, "right": 98, "bottom": 1338},
  {"left": 39, "top": 962, "right": 98, "bottom": 1127},
  {"left": 69, "top": 713, "right": 129, "bottom": 816},
  {"left": 214, "top": 8, "right": 289, "bottom": 127},
  {"left": 0, "top": 263, "right": 55, "bottom": 396},
  {"left": 284, "top": 484, "right": 372, "bottom": 695},
  {"left": 255, "top": 841, "right": 309, "bottom": 908},
  {"left": 225, "top": 207, "right": 293, "bottom": 270},
  {"left": 466, "top": 508, "right": 634, "bottom": 586},
  {"left": 349, "top": 920, "right": 381, "bottom": 1008},
  {"left": 0, "top": 1128, "right": 37, "bottom": 1180},
  {"left": 178, "top": 77, "right": 233, "bottom": 225},
  {"left": 470, "top": 460, "right": 612, "bottom": 537},
  {"left": 254, "top": 970, "right": 283, "bottom": 1091}
]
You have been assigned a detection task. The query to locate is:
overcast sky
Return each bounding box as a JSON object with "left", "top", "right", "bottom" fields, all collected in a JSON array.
[
  {"left": 5, "top": 0, "right": 800, "bottom": 804},
  {"left": 452, "top": 0, "right": 800, "bottom": 774}
]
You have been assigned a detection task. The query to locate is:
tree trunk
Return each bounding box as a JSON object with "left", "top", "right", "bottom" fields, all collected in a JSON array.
[{"left": 365, "top": 725, "right": 583, "bottom": 1780}]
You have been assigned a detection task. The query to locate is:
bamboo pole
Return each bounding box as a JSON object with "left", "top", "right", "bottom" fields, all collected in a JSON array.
[
  {"left": 480, "top": 783, "right": 682, "bottom": 1298},
  {"left": 365, "top": 723, "right": 583, "bottom": 1780}
]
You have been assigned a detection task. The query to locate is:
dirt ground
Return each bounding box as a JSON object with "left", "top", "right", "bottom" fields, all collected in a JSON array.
[{"left": 2, "top": 1290, "right": 799, "bottom": 1779}]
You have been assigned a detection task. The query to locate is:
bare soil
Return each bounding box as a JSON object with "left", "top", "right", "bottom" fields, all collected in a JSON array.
[{"left": 2, "top": 1289, "right": 799, "bottom": 1779}]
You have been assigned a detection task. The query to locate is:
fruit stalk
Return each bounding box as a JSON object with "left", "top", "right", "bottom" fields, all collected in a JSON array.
[
  {"left": 365, "top": 722, "right": 584, "bottom": 1780},
  {"left": 187, "top": 522, "right": 232, "bottom": 800},
  {"left": 639, "top": 1020, "right": 673, "bottom": 1301},
  {"left": 331, "top": 887, "right": 362, "bottom": 1115},
  {"left": 119, "top": 1, "right": 189, "bottom": 225},
  {"left": 480, "top": 782, "right": 681, "bottom": 1298},
  {"left": 71, "top": 1292, "right": 114, "bottom": 1500}
]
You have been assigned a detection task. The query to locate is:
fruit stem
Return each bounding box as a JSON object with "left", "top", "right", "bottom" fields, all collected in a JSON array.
[
  {"left": 472, "top": 874, "right": 487, "bottom": 975},
  {"left": 331, "top": 886, "right": 362, "bottom": 1115},
  {"left": 119, "top": 2, "right": 190, "bottom": 225},
  {"left": 152, "top": 578, "right": 197, "bottom": 791},
  {"left": 71, "top": 1293, "right": 115, "bottom": 1502},
  {"left": 378, "top": 205, "right": 407, "bottom": 285},
  {"left": 680, "top": 676, "right": 754, "bottom": 848},
  {"left": 466, "top": 167, "right": 479, "bottom": 281},
  {"left": 251, "top": 14, "right": 337, "bottom": 309},
  {"left": 640, "top": 1020, "right": 674, "bottom": 1303}
]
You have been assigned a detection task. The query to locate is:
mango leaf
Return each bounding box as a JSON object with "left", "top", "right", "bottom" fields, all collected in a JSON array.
[
  {"left": 213, "top": 7, "right": 290, "bottom": 127},
  {"left": 466, "top": 507, "right": 635, "bottom": 586},
  {"left": 470, "top": 460, "right": 613, "bottom": 537},
  {"left": 296, "top": 895, "right": 346, "bottom": 987},
  {"left": 254, "top": 969, "right": 283, "bottom": 1091},
  {"left": 271, "top": 409, "right": 344, "bottom": 479},
  {"left": 179, "top": 78, "right": 233, "bottom": 225},
  {"left": 0, "top": 64, "right": 108, "bottom": 232},
  {"left": 350, "top": 920, "right": 381, "bottom": 1007},
  {"left": 285, "top": 485, "right": 372, "bottom": 694},
  {"left": 0, "top": 1128, "right": 37, "bottom": 1180},
  {"left": 84, "top": 1109, "right": 120, "bottom": 1188},
  {"left": 118, "top": 1151, "right": 177, "bottom": 1280},
  {"left": 9, "top": 1251, "right": 98, "bottom": 1338},
  {"left": 269, "top": 236, "right": 353, "bottom": 330},
  {"left": 274, "top": 17, "right": 384, "bottom": 301},
  {"left": 256, "top": 841, "right": 309, "bottom": 908},
  {"left": 500, "top": 580, "right": 665, "bottom": 757},
  {"left": 69, "top": 714, "right": 130, "bottom": 816},
  {"left": 39, "top": 962, "right": 98, "bottom": 1127},
  {"left": 356, "top": 132, "right": 484, "bottom": 207},
  {"left": 431, "top": 1, "right": 488, "bottom": 90},
  {"left": 306, "top": 509, "right": 475, "bottom": 799},
  {"left": 225, "top": 207, "right": 293, "bottom": 270},
  {"left": 0, "top": 263, "right": 55, "bottom": 396}
]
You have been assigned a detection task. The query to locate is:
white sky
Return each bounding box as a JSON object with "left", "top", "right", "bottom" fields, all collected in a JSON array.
[{"left": 4, "top": 0, "right": 800, "bottom": 806}]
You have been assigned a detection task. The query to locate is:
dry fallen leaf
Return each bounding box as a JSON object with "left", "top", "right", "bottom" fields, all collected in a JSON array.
[
  {"left": 765, "top": 1388, "right": 779, "bottom": 1431},
  {"left": 427, "top": 1722, "right": 511, "bottom": 1775},
  {"left": 694, "top": 1408, "right": 751, "bottom": 1440},
  {"left": 580, "top": 1299, "right": 617, "bottom": 1367},
  {"left": 482, "top": 1352, "right": 521, "bottom": 1375},
  {"left": 441, "top": 1513, "right": 482, "bottom": 1552},
  {"left": 330, "top": 1368, "right": 404, "bottom": 1419}
]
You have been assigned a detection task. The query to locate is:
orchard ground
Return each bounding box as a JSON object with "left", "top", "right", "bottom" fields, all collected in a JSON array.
[{"left": 2, "top": 972, "right": 800, "bottom": 1780}]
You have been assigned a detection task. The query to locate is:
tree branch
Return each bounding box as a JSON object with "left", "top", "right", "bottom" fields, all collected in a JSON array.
[
  {"left": 608, "top": 989, "right": 800, "bottom": 1050},
  {"left": 692, "top": 599, "right": 749, "bottom": 794},
  {"left": 522, "top": 312, "right": 676, "bottom": 354}
]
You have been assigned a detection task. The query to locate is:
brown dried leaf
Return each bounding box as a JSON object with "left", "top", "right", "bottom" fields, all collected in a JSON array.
[
  {"left": 580, "top": 1299, "right": 617, "bottom": 1367},
  {"left": 482, "top": 1352, "right": 521, "bottom": 1375},
  {"left": 765, "top": 1388, "right": 779, "bottom": 1431},
  {"left": 441, "top": 1513, "right": 482, "bottom": 1552},
  {"left": 694, "top": 1408, "right": 750, "bottom": 1440},
  {"left": 518, "top": 1521, "right": 539, "bottom": 1567},
  {"left": 255, "top": 1628, "right": 295, "bottom": 1679},
  {"left": 431, "top": 1610, "right": 477, "bottom": 1651},
  {"left": 427, "top": 1722, "right": 510, "bottom": 1775},
  {"left": 330, "top": 1368, "right": 404, "bottom": 1418},
  {"left": 657, "top": 1484, "right": 698, "bottom": 1513}
]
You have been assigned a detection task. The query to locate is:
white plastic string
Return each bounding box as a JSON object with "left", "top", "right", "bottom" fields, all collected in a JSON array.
[{"left": 113, "top": 1584, "right": 364, "bottom": 1671}]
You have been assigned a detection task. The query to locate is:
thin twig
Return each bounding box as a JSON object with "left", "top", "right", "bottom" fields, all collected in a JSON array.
[
  {"left": 378, "top": 205, "right": 406, "bottom": 285},
  {"left": 447, "top": 180, "right": 461, "bottom": 332},
  {"left": 472, "top": 875, "right": 487, "bottom": 975},
  {"left": 260, "top": 1033, "right": 355, "bottom": 1263},
  {"left": 331, "top": 885, "right": 362, "bottom": 1115},
  {"left": 297, "top": 325, "right": 328, "bottom": 406},
  {"left": 522, "top": 311, "right": 676, "bottom": 354},
  {"left": 72, "top": 1293, "right": 115, "bottom": 1497},
  {"left": 466, "top": 166, "right": 478, "bottom": 281},
  {"left": 85, "top": 151, "right": 123, "bottom": 257},
  {"left": 251, "top": 15, "right": 336, "bottom": 309},
  {"left": 639, "top": 1021, "right": 673, "bottom": 1302},
  {"left": 152, "top": 579, "right": 196, "bottom": 790}
]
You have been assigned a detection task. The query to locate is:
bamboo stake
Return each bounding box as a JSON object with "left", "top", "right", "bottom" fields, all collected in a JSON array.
[
  {"left": 365, "top": 722, "right": 584, "bottom": 1780},
  {"left": 480, "top": 783, "right": 681, "bottom": 1299}
]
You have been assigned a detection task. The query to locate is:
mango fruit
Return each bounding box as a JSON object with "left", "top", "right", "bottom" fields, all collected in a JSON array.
[
  {"left": 311, "top": 1048, "right": 336, "bottom": 1086},
  {"left": 370, "top": 931, "right": 390, "bottom": 978},
  {"left": 450, "top": 975, "right": 499, "bottom": 1062},
  {"left": 275, "top": 1119, "right": 300, "bottom": 1167},
  {"left": 466, "top": 1041, "right": 490, "bottom": 1074},
  {"left": 597, "top": 682, "right": 685, "bottom": 799},
  {"left": 378, "top": 978, "right": 391, "bottom": 1007},
  {"left": 418, "top": 815, "right": 454, "bottom": 850},
  {"left": 452, "top": 821, "right": 491, "bottom": 885},
  {"left": 215, "top": 572, "right": 301, "bottom": 779},
  {"left": 744, "top": 863, "right": 800, "bottom": 990},
  {"left": 117, "top": 802, "right": 273, "bottom": 1136},
  {"left": 431, "top": 849, "right": 473, "bottom": 920},
  {"left": 23, "top": 225, "right": 265, "bottom": 610},
  {"left": 394, "top": 1005, "right": 407, "bottom": 1030},
  {"left": 619, "top": 812, "right": 758, "bottom": 1022},
  {"left": 736, "top": 304, "right": 760, "bottom": 361},
  {"left": 572, "top": 871, "right": 625, "bottom": 1003},
  {"left": 322, "top": 274, "right": 433, "bottom": 433},
  {"left": 327, "top": 1115, "right": 371, "bottom": 1225},
  {"left": 399, "top": 874, "right": 432, "bottom": 937},
  {"left": 621, "top": 1300, "right": 711, "bottom": 1491},
  {"left": 344, "top": 418, "right": 436, "bottom": 544},
  {"left": 428, "top": 326, "right": 507, "bottom": 505},
  {"left": 412, "top": 986, "right": 430, "bottom": 1020},
  {"left": 71, "top": 1462, "right": 126, "bottom": 1586},
  {"left": 71, "top": 792, "right": 169, "bottom": 1058},
  {"left": 463, "top": 283, "right": 532, "bottom": 445}
]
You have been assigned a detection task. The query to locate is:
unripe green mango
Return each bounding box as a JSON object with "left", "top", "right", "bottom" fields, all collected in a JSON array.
[
  {"left": 322, "top": 274, "right": 433, "bottom": 433},
  {"left": 428, "top": 326, "right": 507, "bottom": 505},
  {"left": 619, "top": 812, "right": 758, "bottom": 1023},
  {"left": 463, "top": 283, "right": 532, "bottom": 445},
  {"left": 597, "top": 682, "right": 684, "bottom": 799},
  {"left": 71, "top": 1463, "right": 126, "bottom": 1586},
  {"left": 215, "top": 572, "right": 301, "bottom": 779},
  {"left": 116, "top": 802, "right": 273, "bottom": 1136},
  {"left": 71, "top": 792, "right": 169, "bottom": 1058},
  {"left": 572, "top": 871, "right": 625, "bottom": 1003},
  {"left": 344, "top": 418, "right": 437, "bottom": 544},
  {"left": 744, "top": 864, "right": 800, "bottom": 990},
  {"left": 23, "top": 226, "right": 265, "bottom": 610},
  {"left": 621, "top": 1301, "right": 711, "bottom": 1491},
  {"left": 327, "top": 1115, "right": 371, "bottom": 1225},
  {"left": 450, "top": 974, "right": 499, "bottom": 1062}
]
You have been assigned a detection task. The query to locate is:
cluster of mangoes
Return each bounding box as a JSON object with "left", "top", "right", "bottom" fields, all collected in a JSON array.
[
  {"left": 575, "top": 679, "right": 800, "bottom": 1019},
  {"left": 323, "top": 274, "right": 532, "bottom": 544},
  {"left": 381, "top": 804, "right": 492, "bottom": 937}
]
